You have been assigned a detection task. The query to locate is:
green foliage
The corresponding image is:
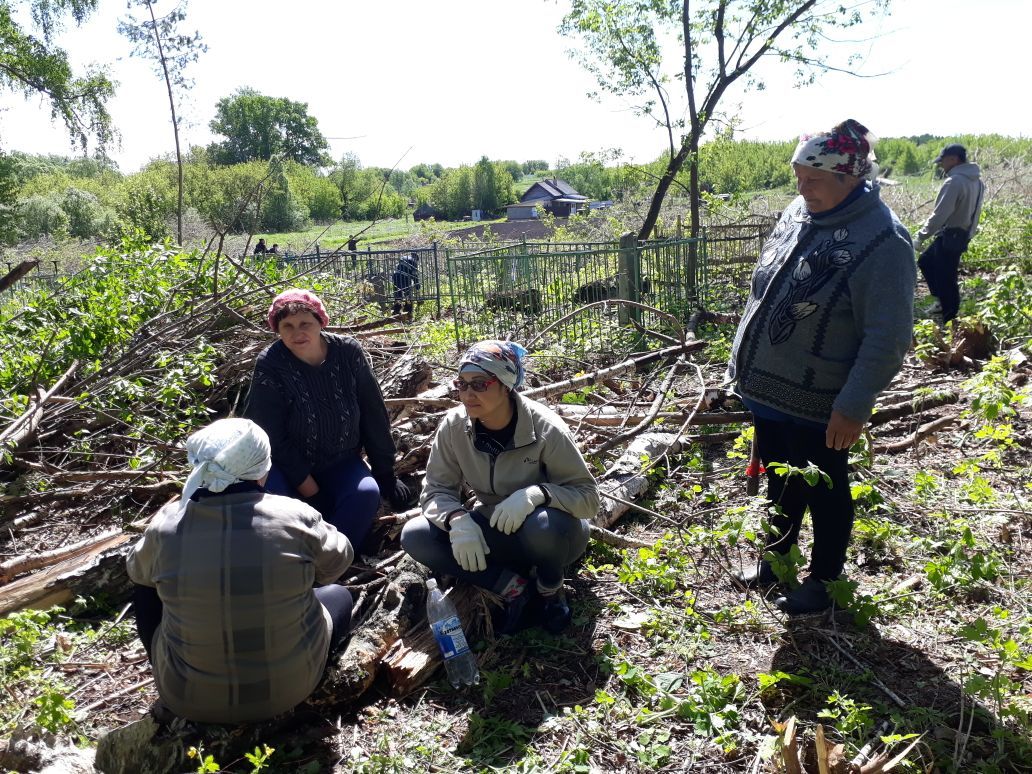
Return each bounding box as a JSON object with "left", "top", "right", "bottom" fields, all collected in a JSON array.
[
  {"left": 923, "top": 524, "right": 1000, "bottom": 591},
  {"left": 209, "top": 88, "right": 330, "bottom": 166},
  {"left": 0, "top": 0, "right": 114, "bottom": 152}
]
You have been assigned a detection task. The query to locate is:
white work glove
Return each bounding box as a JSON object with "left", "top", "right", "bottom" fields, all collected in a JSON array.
[
  {"left": 449, "top": 512, "right": 490, "bottom": 572},
  {"left": 913, "top": 235, "right": 925, "bottom": 253},
  {"left": 489, "top": 486, "right": 547, "bottom": 535}
]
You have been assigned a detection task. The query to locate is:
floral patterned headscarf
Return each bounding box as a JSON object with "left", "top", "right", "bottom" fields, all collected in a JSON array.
[
  {"left": 458, "top": 340, "right": 528, "bottom": 390},
  {"left": 791, "top": 119, "right": 877, "bottom": 179}
]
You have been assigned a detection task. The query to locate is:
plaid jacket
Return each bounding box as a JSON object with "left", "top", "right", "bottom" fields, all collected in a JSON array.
[{"left": 127, "top": 490, "right": 353, "bottom": 723}]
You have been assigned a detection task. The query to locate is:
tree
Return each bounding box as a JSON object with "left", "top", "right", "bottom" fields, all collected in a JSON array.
[
  {"left": 561, "top": 0, "right": 891, "bottom": 241},
  {"left": 208, "top": 89, "right": 331, "bottom": 166},
  {"left": 119, "top": 0, "right": 206, "bottom": 244},
  {"left": 0, "top": 0, "right": 114, "bottom": 152}
]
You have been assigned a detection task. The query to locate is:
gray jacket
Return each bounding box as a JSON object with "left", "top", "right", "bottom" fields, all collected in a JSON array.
[
  {"left": 728, "top": 186, "right": 916, "bottom": 424},
  {"left": 916, "top": 162, "right": 985, "bottom": 243},
  {"left": 421, "top": 393, "right": 599, "bottom": 529}
]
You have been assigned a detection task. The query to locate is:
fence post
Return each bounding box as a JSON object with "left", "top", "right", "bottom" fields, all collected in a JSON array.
[
  {"left": 432, "top": 242, "right": 442, "bottom": 318},
  {"left": 617, "top": 231, "right": 640, "bottom": 325},
  {"left": 687, "top": 233, "right": 699, "bottom": 307}
]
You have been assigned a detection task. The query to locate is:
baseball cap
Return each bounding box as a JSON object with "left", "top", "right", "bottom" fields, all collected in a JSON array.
[{"left": 934, "top": 144, "right": 967, "bottom": 163}]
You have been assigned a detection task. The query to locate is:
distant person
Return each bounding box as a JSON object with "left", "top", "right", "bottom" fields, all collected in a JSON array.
[
  {"left": 244, "top": 289, "right": 413, "bottom": 549},
  {"left": 391, "top": 251, "right": 420, "bottom": 316},
  {"left": 253, "top": 238, "right": 268, "bottom": 256},
  {"left": 727, "top": 119, "right": 915, "bottom": 615},
  {"left": 127, "top": 418, "right": 354, "bottom": 724},
  {"left": 914, "top": 144, "right": 985, "bottom": 323},
  {"left": 269, "top": 243, "right": 280, "bottom": 255}
]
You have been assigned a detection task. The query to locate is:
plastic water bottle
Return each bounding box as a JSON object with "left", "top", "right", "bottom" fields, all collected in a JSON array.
[{"left": 426, "top": 578, "right": 480, "bottom": 687}]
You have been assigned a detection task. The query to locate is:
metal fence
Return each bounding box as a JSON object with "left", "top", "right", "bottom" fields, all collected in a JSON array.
[{"left": 3, "top": 221, "right": 774, "bottom": 352}]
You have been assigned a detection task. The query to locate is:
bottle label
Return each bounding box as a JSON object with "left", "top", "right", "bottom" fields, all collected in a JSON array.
[{"left": 431, "top": 615, "right": 470, "bottom": 659}]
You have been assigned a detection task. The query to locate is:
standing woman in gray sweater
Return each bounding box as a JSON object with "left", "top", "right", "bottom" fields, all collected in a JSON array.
[{"left": 244, "top": 289, "right": 411, "bottom": 549}]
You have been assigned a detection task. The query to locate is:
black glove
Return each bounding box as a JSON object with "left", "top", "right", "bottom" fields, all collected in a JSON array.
[{"left": 375, "top": 473, "right": 416, "bottom": 511}]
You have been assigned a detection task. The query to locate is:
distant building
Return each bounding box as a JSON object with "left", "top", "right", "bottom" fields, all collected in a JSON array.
[
  {"left": 506, "top": 178, "right": 588, "bottom": 220},
  {"left": 413, "top": 202, "right": 443, "bottom": 221}
]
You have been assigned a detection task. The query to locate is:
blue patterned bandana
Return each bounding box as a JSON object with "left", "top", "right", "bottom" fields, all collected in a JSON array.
[{"left": 458, "top": 340, "right": 527, "bottom": 390}]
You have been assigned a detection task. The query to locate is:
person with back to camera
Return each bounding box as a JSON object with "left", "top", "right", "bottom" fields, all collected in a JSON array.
[
  {"left": 253, "top": 238, "right": 267, "bottom": 256},
  {"left": 244, "top": 288, "right": 413, "bottom": 551},
  {"left": 126, "top": 418, "right": 354, "bottom": 724},
  {"left": 913, "top": 143, "right": 985, "bottom": 323},
  {"left": 401, "top": 340, "right": 599, "bottom": 634},
  {"left": 727, "top": 119, "right": 916, "bottom": 615}
]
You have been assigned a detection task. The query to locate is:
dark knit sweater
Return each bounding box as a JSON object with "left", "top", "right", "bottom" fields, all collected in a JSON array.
[
  {"left": 244, "top": 333, "right": 395, "bottom": 488},
  {"left": 727, "top": 186, "right": 916, "bottom": 423}
]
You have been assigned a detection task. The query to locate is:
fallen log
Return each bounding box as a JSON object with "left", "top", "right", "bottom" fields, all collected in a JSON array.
[
  {"left": 868, "top": 390, "right": 959, "bottom": 427},
  {"left": 595, "top": 431, "right": 686, "bottom": 529},
  {"left": 309, "top": 555, "right": 432, "bottom": 705},
  {"left": 380, "top": 583, "right": 490, "bottom": 696},
  {"left": 872, "top": 416, "right": 959, "bottom": 454},
  {"left": 556, "top": 406, "right": 752, "bottom": 427},
  {"left": 0, "top": 528, "right": 124, "bottom": 584},
  {"left": 0, "top": 534, "right": 133, "bottom": 616}
]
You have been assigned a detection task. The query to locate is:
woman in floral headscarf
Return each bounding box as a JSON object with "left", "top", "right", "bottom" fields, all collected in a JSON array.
[{"left": 401, "top": 340, "right": 599, "bottom": 634}]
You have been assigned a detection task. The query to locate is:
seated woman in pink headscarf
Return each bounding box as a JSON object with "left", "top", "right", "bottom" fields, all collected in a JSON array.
[
  {"left": 244, "top": 289, "right": 412, "bottom": 549},
  {"left": 401, "top": 340, "right": 599, "bottom": 635}
]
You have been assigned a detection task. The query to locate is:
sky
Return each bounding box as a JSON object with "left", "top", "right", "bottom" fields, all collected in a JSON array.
[{"left": 0, "top": 0, "right": 1027, "bottom": 174}]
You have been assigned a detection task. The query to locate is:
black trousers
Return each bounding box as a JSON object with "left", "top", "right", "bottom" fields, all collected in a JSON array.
[
  {"left": 754, "top": 417, "right": 854, "bottom": 581},
  {"left": 918, "top": 228, "right": 969, "bottom": 323}
]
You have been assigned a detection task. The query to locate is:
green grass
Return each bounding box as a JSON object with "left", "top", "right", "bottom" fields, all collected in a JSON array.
[{"left": 259, "top": 215, "right": 508, "bottom": 254}]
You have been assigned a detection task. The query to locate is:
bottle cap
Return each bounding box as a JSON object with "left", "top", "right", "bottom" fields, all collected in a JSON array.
[{"left": 426, "top": 578, "right": 439, "bottom": 591}]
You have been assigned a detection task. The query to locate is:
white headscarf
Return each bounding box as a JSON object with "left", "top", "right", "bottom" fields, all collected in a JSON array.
[{"left": 178, "top": 418, "right": 272, "bottom": 515}]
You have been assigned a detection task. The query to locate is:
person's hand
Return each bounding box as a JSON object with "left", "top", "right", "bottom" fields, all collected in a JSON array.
[
  {"left": 489, "top": 486, "right": 546, "bottom": 535},
  {"left": 449, "top": 512, "right": 490, "bottom": 572},
  {"left": 826, "top": 411, "right": 865, "bottom": 450},
  {"left": 297, "top": 475, "right": 319, "bottom": 498},
  {"left": 913, "top": 235, "right": 925, "bottom": 253},
  {"left": 374, "top": 472, "right": 416, "bottom": 510}
]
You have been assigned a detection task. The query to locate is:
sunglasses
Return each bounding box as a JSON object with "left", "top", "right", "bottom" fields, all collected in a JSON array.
[{"left": 451, "top": 377, "right": 498, "bottom": 393}]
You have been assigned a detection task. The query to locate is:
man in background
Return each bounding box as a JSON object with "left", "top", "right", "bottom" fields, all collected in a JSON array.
[{"left": 914, "top": 144, "right": 985, "bottom": 323}]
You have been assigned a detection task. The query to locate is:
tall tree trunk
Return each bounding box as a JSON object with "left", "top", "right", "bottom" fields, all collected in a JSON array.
[
  {"left": 637, "top": 142, "right": 691, "bottom": 242},
  {"left": 147, "top": 1, "right": 183, "bottom": 245}
]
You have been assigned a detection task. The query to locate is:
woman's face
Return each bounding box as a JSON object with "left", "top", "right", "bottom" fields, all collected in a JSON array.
[
  {"left": 276, "top": 310, "right": 324, "bottom": 361},
  {"left": 456, "top": 372, "right": 510, "bottom": 423}
]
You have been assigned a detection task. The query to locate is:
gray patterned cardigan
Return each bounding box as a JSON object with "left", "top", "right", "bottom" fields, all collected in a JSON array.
[{"left": 727, "top": 187, "right": 916, "bottom": 424}]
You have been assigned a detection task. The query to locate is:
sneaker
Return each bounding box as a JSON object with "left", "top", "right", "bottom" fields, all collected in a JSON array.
[
  {"left": 732, "top": 560, "right": 778, "bottom": 589},
  {"left": 774, "top": 576, "right": 832, "bottom": 615},
  {"left": 491, "top": 586, "right": 536, "bottom": 635},
  {"left": 537, "top": 590, "right": 572, "bottom": 634}
]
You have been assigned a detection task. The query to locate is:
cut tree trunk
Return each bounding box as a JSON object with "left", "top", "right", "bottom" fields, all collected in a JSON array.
[{"left": 596, "top": 431, "right": 684, "bottom": 528}]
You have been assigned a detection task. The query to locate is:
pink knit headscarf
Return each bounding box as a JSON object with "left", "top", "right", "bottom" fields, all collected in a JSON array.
[{"left": 267, "top": 289, "right": 329, "bottom": 331}]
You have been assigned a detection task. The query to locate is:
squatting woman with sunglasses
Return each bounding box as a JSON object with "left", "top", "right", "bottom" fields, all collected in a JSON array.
[{"left": 401, "top": 340, "right": 599, "bottom": 634}]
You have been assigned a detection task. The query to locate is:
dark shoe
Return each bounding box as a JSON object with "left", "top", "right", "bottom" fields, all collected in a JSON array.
[
  {"left": 774, "top": 577, "right": 832, "bottom": 615},
  {"left": 491, "top": 587, "right": 536, "bottom": 635},
  {"left": 537, "top": 590, "right": 572, "bottom": 635},
  {"left": 732, "top": 560, "right": 778, "bottom": 589}
]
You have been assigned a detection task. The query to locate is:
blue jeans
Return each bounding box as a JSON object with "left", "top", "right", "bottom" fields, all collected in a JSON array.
[
  {"left": 400, "top": 507, "right": 590, "bottom": 594},
  {"left": 265, "top": 455, "right": 381, "bottom": 549}
]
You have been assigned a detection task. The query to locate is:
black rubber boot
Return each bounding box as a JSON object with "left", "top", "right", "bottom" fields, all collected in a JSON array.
[
  {"left": 491, "top": 586, "right": 537, "bottom": 635},
  {"left": 774, "top": 576, "right": 832, "bottom": 615},
  {"left": 732, "top": 559, "right": 779, "bottom": 589},
  {"left": 538, "top": 590, "right": 572, "bottom": 634}
]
